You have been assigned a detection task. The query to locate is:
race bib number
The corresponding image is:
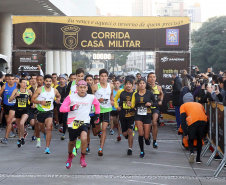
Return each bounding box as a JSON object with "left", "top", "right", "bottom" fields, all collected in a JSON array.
[
  {"left": 18, "top": 101, "right": 26, "bottom": 108},
  {"left": 72, "top": 120, "right": 84, "bottom": 129},
  {"left": 42, "top": 101, "right": 51, "bottom": 109},
  {"left": 8, "top": 98, "right": 16, "bottom": 104},
  {"left": 137, "top": 107, "right": 147, "bottom": 115},
  {"left": 101, "top": 99, "right": 109, "bottom": 105}
]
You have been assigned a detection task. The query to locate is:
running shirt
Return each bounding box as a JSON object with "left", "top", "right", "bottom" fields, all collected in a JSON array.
[
  {"left": 149, "top": 85, "right": 160, "bottom": 109},
  {"left": 36, "top": 86, "right": 55, "bottom": 112},
  {"left": 114, "top": 89, "right": 135, "bottom": 117},
  {"left": 112, "top": 89, "right": 120, "bottom": 111},
  {"left": 15, "top": 89, "right": 30, "bottom": 110},
  {"left": 131, "top": 90, "right": 157, "bottom": 116},
  {"left": 3, "top": 82, "right": 17, "bottom": 106},
  {"left": 95, "top": 83, "right": 112, "bottom": 113},
  {"left": 180, "top": 102, "right": 207, "bottom": 126},
  {"left": 60, "top": 93, "right": 100, "bottom": 128}
]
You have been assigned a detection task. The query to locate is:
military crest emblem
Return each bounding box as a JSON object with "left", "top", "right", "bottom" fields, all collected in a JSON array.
[
  {"left": 23, "top": 28, "right": 36, "bottom": 45},
  {"left": 61, "top": 25, "right": 80, "bottom": 49},
  {"left": 166, "top": 29, "right": 179, "bottom": 46}
]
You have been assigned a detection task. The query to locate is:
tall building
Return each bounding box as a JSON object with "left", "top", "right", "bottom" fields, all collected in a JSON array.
[{"left": 132, "top": 0, "right": 153, "bottom": 16}]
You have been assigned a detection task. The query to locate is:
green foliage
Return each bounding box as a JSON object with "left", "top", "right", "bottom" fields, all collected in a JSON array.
[{"left": 191, "top": 16, "right": 226, "bottom": 73}]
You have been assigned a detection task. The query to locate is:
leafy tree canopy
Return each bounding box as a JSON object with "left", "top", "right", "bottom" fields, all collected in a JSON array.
[{"left": 191, "top": 16, "right": 226, "bottom": 73}]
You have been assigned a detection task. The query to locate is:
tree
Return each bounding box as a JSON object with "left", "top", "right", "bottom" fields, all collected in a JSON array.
[{"left": 191, "top": 16, "right": 226, "bottom": 73}]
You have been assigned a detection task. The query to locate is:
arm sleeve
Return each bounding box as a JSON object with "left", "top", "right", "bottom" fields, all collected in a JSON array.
[
  {"left": 92, "top": 96, "right": 100, "bottom": 114},
  {"left": 114, "top": 89, "right": 123, "bottom": 109},
  {"left": 130, "top": 92, "right": 136, "bottom": 109},
  {"left": 40, "top": 69, "right": 44, "bottom": 76},
  {"left": 59, "top": 96, "right": 71, "bottom": 113}
]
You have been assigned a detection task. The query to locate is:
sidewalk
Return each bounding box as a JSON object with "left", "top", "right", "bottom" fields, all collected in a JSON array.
[{"left": 0, "top": 124, "right": 225, "bottom": 185}]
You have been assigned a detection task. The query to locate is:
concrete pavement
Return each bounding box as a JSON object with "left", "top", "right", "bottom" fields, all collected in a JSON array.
[{"left": 0, "top": 124, "right": 225, "bottom": 185}]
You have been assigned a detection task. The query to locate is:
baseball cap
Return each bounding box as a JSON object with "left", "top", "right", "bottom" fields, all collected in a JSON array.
[
  {"left": 59, "top": 74, "right": 67, "bottom": 80},
  {"left": 77, "top": 80, "right": 87, "bottom": 86}
]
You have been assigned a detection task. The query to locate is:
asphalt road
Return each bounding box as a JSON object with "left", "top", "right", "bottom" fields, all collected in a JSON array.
[{"left": 0, "top": 124, "right": 225, "bottom": 185}]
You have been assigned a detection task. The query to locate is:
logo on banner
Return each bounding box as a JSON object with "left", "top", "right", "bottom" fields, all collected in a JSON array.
[
  {"left": 23, "top": 28, "right": 36, "bottom": 45},
  {"left": 161, "top": 56, "right": 168, "bottom": 62},
  {"left": 18, "top": 65, "right": 38, "bottom": 71},
  {"left": 61, "top": 25, "right": 80, "bottom": 49},
  {"left": 32, "top": 54, "right": 37, "bottom": 60},
  {"left": 166, "top": 29, "right": 179, "bottom": 45}
]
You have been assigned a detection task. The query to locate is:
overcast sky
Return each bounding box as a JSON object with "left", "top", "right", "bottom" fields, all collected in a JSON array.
[{"left": 96, "top": 0, "right": 226, "bottom": 22}]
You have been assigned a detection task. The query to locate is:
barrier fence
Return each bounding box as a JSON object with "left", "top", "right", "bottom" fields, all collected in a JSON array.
[{"left": 201, "top": 102, "right": 226, "bottom": 177}]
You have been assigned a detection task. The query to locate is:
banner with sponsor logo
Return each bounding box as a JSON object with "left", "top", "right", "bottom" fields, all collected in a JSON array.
[
  {"left": 12, "top": 52, "right": 46, "bottom": 75},
  {"left": 12, "top": 16, "right": 189, "bottom": 51},
  {"left": 155, "top": 52, "right": 190, "bottom": 118}
]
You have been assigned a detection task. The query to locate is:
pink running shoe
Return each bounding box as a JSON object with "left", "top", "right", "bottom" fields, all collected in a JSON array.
[
  {"left": 66, "top": 153, "right": 74, "bottom": 169},
  {"left": 80, "top": 156, "right": 87, "bottom": 167}
]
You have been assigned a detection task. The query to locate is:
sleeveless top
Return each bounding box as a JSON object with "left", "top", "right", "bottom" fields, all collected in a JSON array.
[
  {"left": 36, "top": 86, "right": 55, "bottom": 112},
  {"left": 3, "top": 83, "right": 17, "bottom": 106},
  {"left": 15, "top": 89, "right": 30, "bottom": 110},
  {"left": 94, "top": 83, "right": 112, "bottom": 113}
]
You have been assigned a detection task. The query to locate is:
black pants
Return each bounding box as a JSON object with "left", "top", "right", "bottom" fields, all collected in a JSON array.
[{"left": 188, "top": 121, "right": 207, "bottom": 160}]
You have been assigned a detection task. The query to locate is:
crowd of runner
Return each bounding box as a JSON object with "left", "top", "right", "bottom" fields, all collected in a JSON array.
[{"left": 0, "top": 65, "right": 225, "bottom": 169}]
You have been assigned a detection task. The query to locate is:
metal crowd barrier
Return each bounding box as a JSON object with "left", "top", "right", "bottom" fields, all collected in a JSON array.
[{"left": 201, "top": 102, "right": 226, "bottom": 177}]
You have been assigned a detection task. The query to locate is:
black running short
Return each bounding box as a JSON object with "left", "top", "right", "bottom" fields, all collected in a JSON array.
[
  {"left": 37, "top": 111, "right": 53, "bottom": 123},
  {"left": 188, "top": 121, "right": 207, "bottom": 140},
  {"left": 28, "top": 108, "right": 37, "bottom": 120},
  {"left": 15, "top": 109, "right": 29, "bottom": 119},
  {"left": 152, "top": 109, "right": 160, "bottom": 116},
  {"left": 100, "top": 112, "right": 110, "bottom": 123},
  {"left": 89, "top": 116, "right": 95, "bottom": 129},
  {"left": 3, "top": 104, "right": 15, "bottom": 115},
  {"left": 68, "top": 124, "right": 89, "bottom": 141},
  {"left": 119, "top": 116, "right": 135, "bottom": 133},
  {"left": 110, "top": 110, "right": 119, "bottom": 117},
  {"left": 135, "top": 115, "right": 152, "bottom": 124}
]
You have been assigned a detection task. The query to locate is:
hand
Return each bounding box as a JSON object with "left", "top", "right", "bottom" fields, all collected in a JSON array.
[
  {"left": 207, "top": 86, "right": 213, "bottom": 93},
  {"left": 117, "top": 106, "right": 121, "bottom": 111},
  {"left": 145, "top": 102, "right": 151, "bottom": 107},
  {"left": 40, "top": 101, "right": 46, "bottom": 106},
  {"left": 195, "top": 66, "right": 199, "bottom": 71},
  {"left": 55, "top": 98, "right": 60, "bottom": 104},
  {"left": 37, "top": 65, "right": 41, "bottom": 70},
  {"left": 31, "top": 104, "right": 36, "bottom": 109},
  {"left": 158, "top": 101, "right": 162, "bottom": 106},
  {"left": 127, "top": 101, "right": 131, "bottom": 107},
  {"left": 99, "top": 98, "right": 104, "bottom": 103},
  {"left": 70, "top": 104, "right": 79, "bottom": 111},
  {"left": 111, "top": 100, "right": 114, "bottom": 106},
  {"left": 183, "top": 70, "right": 187, "bottom": 75}
]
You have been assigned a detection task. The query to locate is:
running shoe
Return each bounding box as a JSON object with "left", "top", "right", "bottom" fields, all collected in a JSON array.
[
  {"left": 76, "top": 140, "right": 81, "bottom": 149},
  {"left": 54, "top": 124, "right": 59, "bottom": 129},
  {"left": 98, "top": 148, "right": 103, "bottom": 156},
  {"left": 59, "top": 127, "right": 63, "bottom": 133},
  {"left": 127, "top": 149, "right": 132, "bottom": 155},
  {"left": 86, "top": 147, "right": 90, "bottom": 155},
  {"left": 44, "top": 147, "right": 50, "bottom": 154},
  {"left": 31, "top": 136, "right": 36, "bottom": 141},
  {"left": 9, "top": 132, "right": 16, "bottom": 138},
  {"left": 145, "top": 138, "right": 151, "bottom": 145},
  {"left": 17, "top": 140, "right": 21, "bottom": 148},
  {"left": 98, "top": 132, "right": 102, "bottom": 138},
  {"left": 66, "top": 153, "right": 74, "bottom": 169},
  {"left": 21, "top": 138, "right": 25, "bottom": 145},
  {"left": 117, "top": 135, "right": 121, "bottom": 142},
  {"left": 189, "top": 153, "right": 194, "bottom": 163},
  {"left": 80, "top": 156, "right": 87, "bottom": 167},
  {"left": 24, "top": 132, "right": 28, "bottom": 139},
  {"left": 110, "top": 129, "right": 114, "bottom": 135},
  {"left": 153, "top": 142, "right": 158, "bottom": 149},
  {"left": 36, "top": 138, "right": 41, "bottom": 148},
  {"left": 196, "top": 158, "right": 202, "bottom": 164},
  {"left": 61, "top": 134, "right": 65, "bottom": 140},
  {"left": 140, "top": 152, "right": 145, "bottom": 158},
  {"left": 1, "top": 138, "right": 8, "bottom": 144},
  {"left": 72, "top": 147, "right": 77, "bottom": 157}
]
